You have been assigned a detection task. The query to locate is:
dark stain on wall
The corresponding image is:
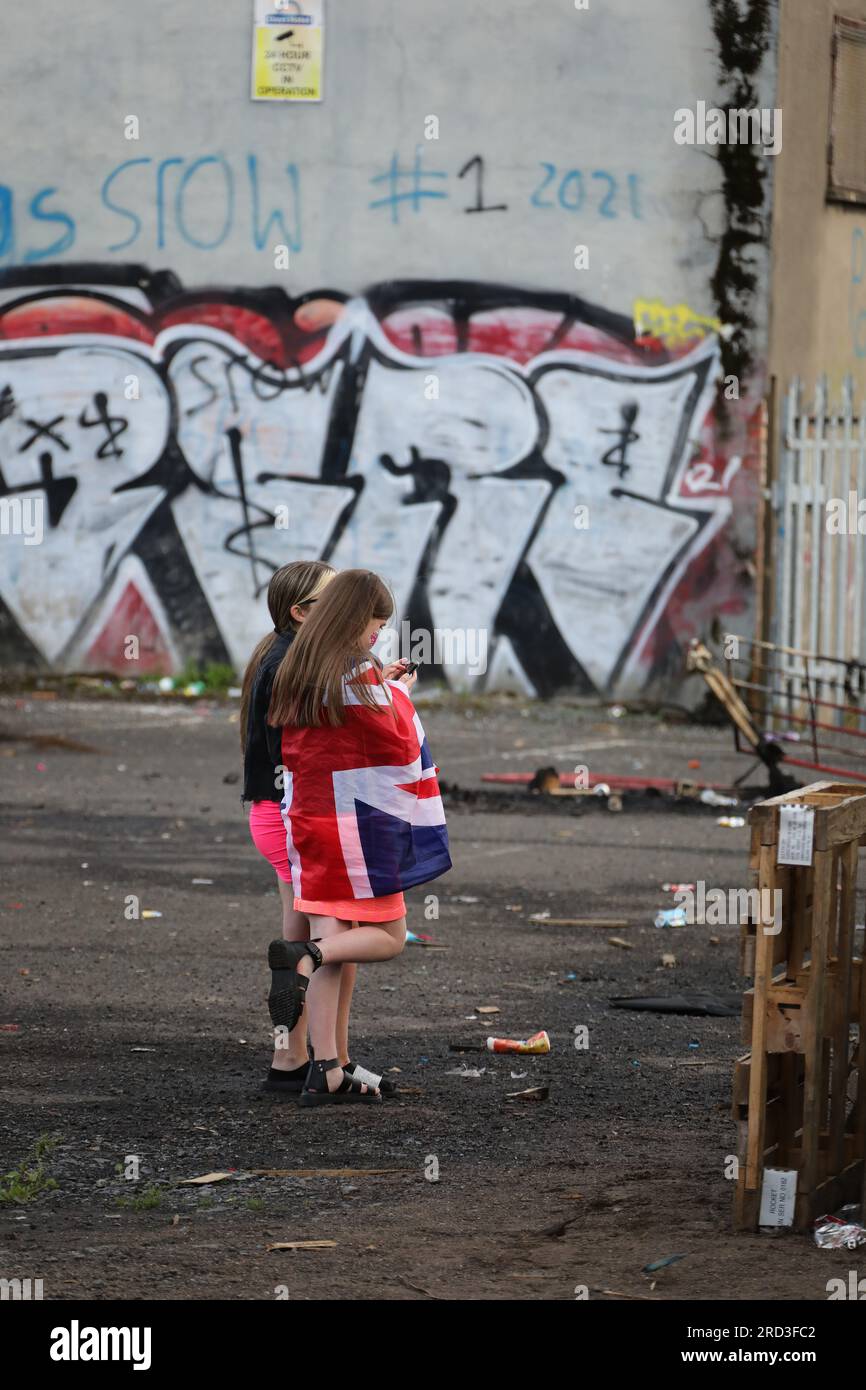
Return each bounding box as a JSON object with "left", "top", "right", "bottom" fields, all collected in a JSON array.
[{"left": 708, "top": 0, "right": 774, "bottom": 419}]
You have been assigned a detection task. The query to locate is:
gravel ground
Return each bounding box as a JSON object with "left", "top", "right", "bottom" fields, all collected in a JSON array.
[{"left": 1, "top": 690, "right": 863, "bottom": 1301}]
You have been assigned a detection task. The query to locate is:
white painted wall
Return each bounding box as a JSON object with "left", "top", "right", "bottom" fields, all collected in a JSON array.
[{"left": 3, "top": 0, "right": 732, "bottom": 315}]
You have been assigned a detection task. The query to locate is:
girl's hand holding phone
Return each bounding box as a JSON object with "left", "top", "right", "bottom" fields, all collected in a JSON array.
[{"left": 382, "top": 658, "right": 418, "bottom": 692}]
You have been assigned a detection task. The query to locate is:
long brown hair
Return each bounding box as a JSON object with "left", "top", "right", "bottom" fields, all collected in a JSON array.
[
  {"left": 268, "top": 569, "right": 395, "bottom": 729},
  {"left": 239, "top": 560, "right": 335, "bottom": 748}
]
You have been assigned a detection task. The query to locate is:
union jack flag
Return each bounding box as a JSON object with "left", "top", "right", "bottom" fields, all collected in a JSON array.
[{"left": 278, "top": 665, "right": 451, "bottom": 900}]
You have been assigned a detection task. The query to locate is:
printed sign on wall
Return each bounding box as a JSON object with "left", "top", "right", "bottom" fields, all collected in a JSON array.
[{"left": 251, "top": 0, "right": 324, "bottom": 102}]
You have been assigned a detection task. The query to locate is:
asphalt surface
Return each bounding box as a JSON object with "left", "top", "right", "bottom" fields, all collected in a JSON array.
[{"left": 1, "top": 690, "right": 863, "bottom": 1300}]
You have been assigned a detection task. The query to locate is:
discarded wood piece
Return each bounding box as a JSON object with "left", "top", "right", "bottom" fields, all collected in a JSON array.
[
  {"left": 608, "top": 936, "right": 634, "bottom": 950},
  {"left": 266, "top": 1240, "right": 337, "bottom": 1251},
  {"left": 505, "top": 1085, "right": 549, "bottom": 1102},
  {"left": 735, "top": 782, "right": 866, "bottom": 1232},
  {"left": 610, "top": 993, "right": 741, "bottom": 1017},
  {"left": 534, "top": 917, "right": 630, "bottom": 928}
]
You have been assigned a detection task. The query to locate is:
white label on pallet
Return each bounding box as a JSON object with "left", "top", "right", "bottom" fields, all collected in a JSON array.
[
  {"left": 759, "top": 1167, "right": 798, "bottom": 1226},
  {"left": 776, "top": 804, "right": 815, "bottom": 866}
]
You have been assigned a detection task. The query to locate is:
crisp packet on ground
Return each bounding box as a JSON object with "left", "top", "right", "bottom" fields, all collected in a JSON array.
[{"left": 814, "top": 1205, "right": 866, "bottom": 1249}]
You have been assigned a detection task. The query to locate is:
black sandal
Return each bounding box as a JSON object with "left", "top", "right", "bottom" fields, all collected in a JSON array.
[
  {"left": 299, "top": 1057, "right": 383, "bottom": 1106},
  {"left": 343, "top": 1060, "right": 397, "bottom": 1095},
  {"left": 267, "top": 939, "right": 323, "bottom": 1033},
  {"left": 260, "top": 1063, "right": 308, "bottom": 1094}
]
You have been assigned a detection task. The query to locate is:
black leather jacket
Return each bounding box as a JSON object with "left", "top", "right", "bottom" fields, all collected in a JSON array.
[{"left": 242, "top": 631, "right": 293, "bottom": 803}]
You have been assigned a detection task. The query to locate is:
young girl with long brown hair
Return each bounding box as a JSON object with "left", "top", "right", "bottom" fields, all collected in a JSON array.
[
  {"left": 241, "top": 561, "right": 405, "bottom": 1096},
  {"left": 266, "top": 569, "right": 451, "bottom": 1104}
]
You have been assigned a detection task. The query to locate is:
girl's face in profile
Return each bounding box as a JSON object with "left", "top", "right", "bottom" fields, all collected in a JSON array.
[{"left": 362, "top": 616, "right": 389, "bottom": 650}]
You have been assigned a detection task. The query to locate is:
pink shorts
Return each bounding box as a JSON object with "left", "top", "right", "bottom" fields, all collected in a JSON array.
[
  {"left": 249, "top": 800, "right": 292, "bottom": 884},
  {"left": 248, "top": 802, "right": 405, "bottom": 922}
]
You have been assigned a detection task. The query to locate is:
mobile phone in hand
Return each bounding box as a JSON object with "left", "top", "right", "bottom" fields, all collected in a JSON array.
[{"left": 401, "top": 661, "right": 419, "bottom": 675}]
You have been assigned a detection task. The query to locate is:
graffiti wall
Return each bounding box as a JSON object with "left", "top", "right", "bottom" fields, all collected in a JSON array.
[
  {"left": 0, "top": 0, "right": 776, "bottom": 696},
  {"left": 0, "top": 269, "right": 758, "bottom": 697}
]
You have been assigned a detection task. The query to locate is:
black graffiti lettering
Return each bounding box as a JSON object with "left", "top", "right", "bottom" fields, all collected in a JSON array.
[
  {"left": 19, "top": 414, "right": 70, "bottom": 453},
  {"left": 0, "top": 384, "right": 15, "bottom": 424},
  {"left": 219, "top": 426, "right": 277, "bottom": 599},
  {"left": 78, "top": 393, "right": 128, "bottom": 460},
  {"left": 458, "top": 155, "right": 508, "bottom": 214},
  {"left": 183, "top": 355, "right": 221, "bottom": 417},
  {"left": 0, "top": 450, "right": 77, "bottom": 528},
  {"left": 599, "top": 402, "right": 639, "bottom": 480}
]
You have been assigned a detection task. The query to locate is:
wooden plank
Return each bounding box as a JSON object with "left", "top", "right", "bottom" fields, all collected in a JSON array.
[
  {"left": 744, "top": 845, "right": 777, "bottom": 1195},
  {"left": 798, "top": 848, "right": 834, "bottom": 1219},
  {"left": 829, "top": 841, "right": 857, "bottom": 1175}
]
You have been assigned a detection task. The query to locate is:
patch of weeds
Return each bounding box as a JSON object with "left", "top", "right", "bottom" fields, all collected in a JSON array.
[
  {"left": 0, "top": 1134, "right": 60, "bottom": 1204},
  {"left": 115, "top": 1183, "right": 165, "bottom": 1211}
]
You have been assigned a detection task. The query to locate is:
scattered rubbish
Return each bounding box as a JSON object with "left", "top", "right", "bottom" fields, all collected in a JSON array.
[
  {"left": 406, "top": 930, "right": 446, "bottom": 948},
  {"left": 476, "top": 1005, "right": 500, "bottom": 1016},
  {"left": 654, "top": 907, "right": 687, "bottom": 929},
  {"left": 539, "top": 917, "right": 629, "bottom": 928},
  {"left": 687, "top": 759, "right": 701, "bottom": 769},
  {"left": 487, "top": 1030, "right": 550, "bottom": 1055},
  {"left": 505, "top": 1085, "right": 549, "bottom": 1102},
  {"left": 813, "top": 1206, "right": 866, "bottom": 1249},
  {"left": 452, "top": 895, "right": 479, "bottom": 904},
  {"left": 130, "top": 1047, "right": 157, "bottom": 1053},
  {"left": 35, "top": 762, "right": 46, "bottom": 772},
  {"left": 609, "top": 705, "right": 626, "bottom": 718},
  {"left": 630, "top": 1059, "right": 641, "bottom": 1069},
  {"left": 661, "top": 883, "right": 695, "bottom": 893},
  {"left": 446, "top": 1065, "right": 486, "bottom": 1078},
  {"left": 227, "top": 686, "right": 242, "bottom": 699},
  {"left": 180, "top": 1171, "right": 237, "bottom": 1185},
  {"left": 708, "top": 935, "right": 720, "bottom": 945},
  {"left": 183, "top": 681, "right": 206, "bottom": 697},
  {"left": 510, "top": 1071, "right": 528, "bottom": 1079},
  {"left": 643, "top": 1253, "right": 686, "bottom": 1275},
  {"left": 505, "top": 904, "right": 523, "bottom": 911},
  {"left": 0, "top": 1024, "right": 20, "bottom": 1033},
  {"left": 717, "top": 816, "right": 746, "bottom": 828},
  {"left": 141, "top": 910, "right": 163, "bottom": 920},
  {"left": 607, "top": 794, "right": 623, "bottom": 812},
  {"left": 760, "top": 1168, "right": 797, "bottom": 1227},
  {"left": 158, "top": 677, "right": 175, "bottom": 693},
  {"left": 608, "top": 936, "right": 634, "bottom": 950},
  {"left": 699, "top": 788, "right": 739, "bottom": 807},
  {"left": 560, "top": 971, "right": 577, "bottom": 983},
  {"left": 380, "top": 985, "right": 396, "bottom": 991},
  {"left": 529, "top": 910, "right": 551, "bottom": 921},
  {"left": 191, "top": 878, "right": 214, "bottom": 885},
  {"left": 687, "top": 1040, "right": 701, "bottom": 1051},
  {"left": 267, "top": 1241, "right": 337, "bottom": 1251},
  {"left": 252, "top": 1167, "right": 412, "bottom": 1179},
  {"left": 609, "top": 993, "right": 740, "bottom": 1017},
  {"left": 593, "top": 783, "right": 611, "bottom": 797},
  {"left": 661, "top": 953, "right": 677, "bottom": 968}
]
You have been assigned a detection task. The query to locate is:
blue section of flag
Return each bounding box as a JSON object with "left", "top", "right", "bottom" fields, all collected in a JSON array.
[{"left": 355, "top": 800, "right": 451, "bottom": 896}]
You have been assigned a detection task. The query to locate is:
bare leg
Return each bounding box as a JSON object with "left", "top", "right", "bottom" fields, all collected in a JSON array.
[
  {"left": 336, "top": 962, "right": 357, "bottom": 1067},
  {"left": 303, "top": 915, "right": 405, "bottom": 1093},
  {"left": 271, "top": 878, "right": 310, "bottom": 1071}
]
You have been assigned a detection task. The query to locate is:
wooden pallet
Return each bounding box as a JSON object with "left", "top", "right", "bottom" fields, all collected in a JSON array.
[{"left": 734, "top": 782, "right": 866, "bottom": 1230}]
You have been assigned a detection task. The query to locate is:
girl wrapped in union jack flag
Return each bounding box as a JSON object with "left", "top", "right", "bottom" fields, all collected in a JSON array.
[{"left": 266, "top": 568, "right": 452, "bottom": 1105}]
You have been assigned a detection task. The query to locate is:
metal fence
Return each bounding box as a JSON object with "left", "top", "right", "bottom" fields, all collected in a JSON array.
[{"left": 768, "top": 378, "right": 866, "bottom": 740}]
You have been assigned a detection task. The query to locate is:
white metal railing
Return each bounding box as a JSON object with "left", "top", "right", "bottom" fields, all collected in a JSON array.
[{"left": 773, "top": 377, "right": 866, "bottom": 737}]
